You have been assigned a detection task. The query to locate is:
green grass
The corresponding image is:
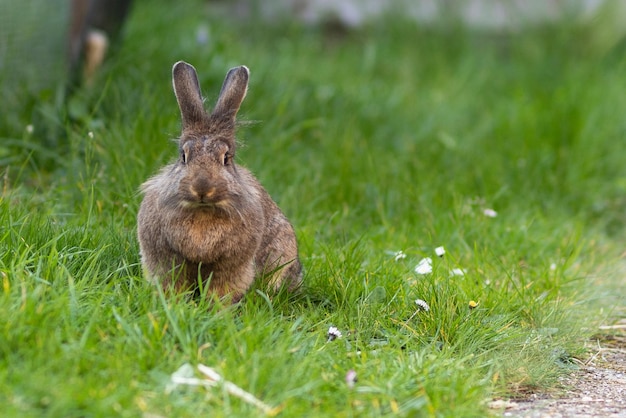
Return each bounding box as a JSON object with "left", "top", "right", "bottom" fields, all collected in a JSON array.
[{"left": 2, "top": 1, "right": 626, "bottom": 417}]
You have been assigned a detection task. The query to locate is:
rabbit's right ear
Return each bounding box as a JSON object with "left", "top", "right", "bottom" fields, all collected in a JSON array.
[{"left": 172, "top": 61, "right": 206, "bottom": 130}]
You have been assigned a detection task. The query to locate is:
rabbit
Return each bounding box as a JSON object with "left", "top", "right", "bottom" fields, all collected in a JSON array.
[{"left": 137, "top": 61, "right": 302, "bottom": 303}]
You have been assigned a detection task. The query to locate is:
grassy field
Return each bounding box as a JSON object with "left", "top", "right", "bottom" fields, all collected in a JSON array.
[{"left": 1, "top": 1, "right": 626, "bottom": 417}]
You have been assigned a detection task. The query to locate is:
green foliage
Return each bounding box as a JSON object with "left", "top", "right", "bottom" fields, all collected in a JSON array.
[{"left": 1, "top": 1, "right": 625, "bottom": 416}]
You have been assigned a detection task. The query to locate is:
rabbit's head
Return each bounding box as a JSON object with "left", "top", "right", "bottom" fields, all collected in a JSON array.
[{"left": 169, "top": 61, "right": 250, "bottom": 214}]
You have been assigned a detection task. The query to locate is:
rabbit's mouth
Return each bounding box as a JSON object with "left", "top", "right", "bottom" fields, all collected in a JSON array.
[
  {"left": 182, "top": 199, "right": 221, "bottom": 209},
  {"left": 183, "top": 199, "right": 242, "bottom": 221},
  {"left": 181, "top": 196, "right": 233, "bottom": 213}
]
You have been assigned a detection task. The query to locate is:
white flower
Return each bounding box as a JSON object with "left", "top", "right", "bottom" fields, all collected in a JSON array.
[
  {"left": 25, "top": 124, "right": 34, "bottom": 134},
  {"left": 450, "top": 268, "right": 465, "bottom": 276},
  {"left": 483, "top": 208, "right": 498, "bottom": 218},
  {"left": 435, "top": 246, "right": 445, "bottom": 257},
  {"left": 415, "top": 299, "right": 430, "bottom": 312},
  {"left": 394, "top": 250, "right": 406, "bottom": 261},
  {"left": 345, "top": 370, "right": 357, "bottom": 388},
  {"left": 327, "top": 326, "right": 342, "bottom": 341},
  {"left": 414, "top": 257, "right": 432, "bottom": 275}
]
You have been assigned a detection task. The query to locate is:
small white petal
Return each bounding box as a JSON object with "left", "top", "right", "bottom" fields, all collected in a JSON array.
[
  {"left": 483, "top": 208, "right": 498, "bottom": 218},
  {"left": 25, "top": 124, "right": 34, "bottom": 134},
  {"left": 450, "top": 268, "right": 465, "bottom": 276},
  {"left": 415, "top": 299, "right": 430, "bottom": 311},
  {"left": 88, "top": 131, "right": 94, "bottom": 139},
  {"left": 414, "top": 257, "right": 432, "bottom": 275},
  {"left": 327, "top": 326, "right": 342, "bottom": 341},
  {"left": 550, "top": 263, "right": 557, "bottom": 271},
  {"left": 345, "top": 370, "right": 357, "bottom": 388},
  {"left": 434, "top": 246, "right": 445, "bottom": 257},
  {"left": 394, "top": 251, "right": 406, "bottom": 261}
]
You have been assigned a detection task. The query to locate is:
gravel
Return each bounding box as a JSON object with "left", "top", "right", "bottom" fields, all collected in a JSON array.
[{"left": 493, "top": 319, "right": 626, "bottom": 418}]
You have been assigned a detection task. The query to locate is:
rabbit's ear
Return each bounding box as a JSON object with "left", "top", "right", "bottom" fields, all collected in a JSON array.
[
  {"left": 172, "top": 61, "right": 206, "bottom": 130},
  {"left": 212, "top": 66, "right": 249, "bottom": 120}
]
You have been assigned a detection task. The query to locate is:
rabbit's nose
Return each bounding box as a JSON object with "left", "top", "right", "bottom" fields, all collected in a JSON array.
[{"left": 192, "top": 179, "right": 215, "bottom": 201}]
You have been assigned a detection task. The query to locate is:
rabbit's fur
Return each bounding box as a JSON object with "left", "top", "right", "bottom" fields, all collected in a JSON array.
[{"left": 137, "top": 61, "right": 302, "bottom": 302}]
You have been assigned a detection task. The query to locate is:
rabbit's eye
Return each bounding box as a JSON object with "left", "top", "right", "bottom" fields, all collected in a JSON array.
[{"left": 223, "top": 153, "right": 231, "bottom": 166}]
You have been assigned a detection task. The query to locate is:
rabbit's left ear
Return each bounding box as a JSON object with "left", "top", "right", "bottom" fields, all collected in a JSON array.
[
  {"left": 212, "top": 66, "right": 249, "bottom": 120},
  {"left": 172, "top": 61, "right": 206, "bottom": 130}
]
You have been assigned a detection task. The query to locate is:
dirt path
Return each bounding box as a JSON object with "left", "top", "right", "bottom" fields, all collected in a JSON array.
[{"left": 496, "top": 318, "right": 626, "bottom": 418}]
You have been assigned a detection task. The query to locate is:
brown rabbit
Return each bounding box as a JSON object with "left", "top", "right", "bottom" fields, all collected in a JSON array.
[{"left": 137, "top": 61, "right": 302, "bottom": 302}]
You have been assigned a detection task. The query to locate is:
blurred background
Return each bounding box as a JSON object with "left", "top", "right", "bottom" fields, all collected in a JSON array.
[
  {"left": 1, "top": 0, "right": 625, "bottom": 143},
  {"left": 2, "top": 0, "right": 625, "bottom": 100}
]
